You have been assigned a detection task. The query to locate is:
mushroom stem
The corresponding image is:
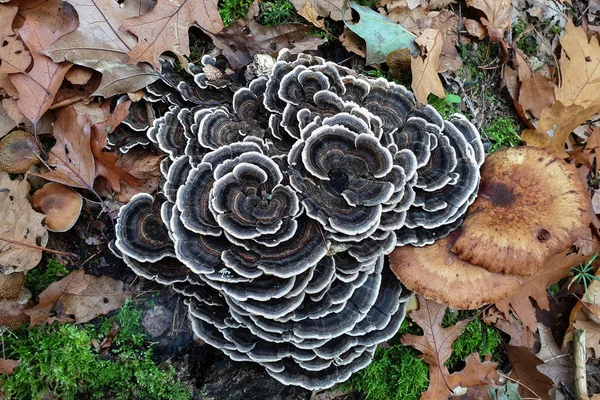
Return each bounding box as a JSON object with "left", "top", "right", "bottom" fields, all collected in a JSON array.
[{"left": 573, "top": 328, "right": 588, "bottom": 400}]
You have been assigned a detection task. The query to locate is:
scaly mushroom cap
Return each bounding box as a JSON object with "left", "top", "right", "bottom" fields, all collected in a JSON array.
[
  {"left": 452, "top": 146, "right": 590, "bottom": 276},
  {"left": 0, "top": 272, "right": 25, "bottom": 300},
  {"left": 31, "top": 183, "right": 83, "bottom": 232},
  {"left": 390, "top": 232, "right": 524, "bottom": 309},
  {"left": 0, "top": 130, "right": 40, "bottom": 174},
  {"left": 113, "top": 51, "right": 484, "bottom": 390}
]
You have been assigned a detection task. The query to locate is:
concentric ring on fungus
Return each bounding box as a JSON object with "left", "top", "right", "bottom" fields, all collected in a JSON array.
[{"left": 113, "top": 51, "right": 484, "bottom": 390}]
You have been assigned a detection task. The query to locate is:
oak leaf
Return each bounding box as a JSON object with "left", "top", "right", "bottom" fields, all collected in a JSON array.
[
  {"left": 466, "top": 0, "right": 510, "bottom": 41},
  {"left": 44, "top": 0, "right": 159, "bottom": 97},
  {"left": 495, "top": 249, "right": 599, "bottom": 333},
  {"left": 121, "top": 0, "right": 224, "bottom": 68},
  {"left": 0, "top": 5, "right": 31, "bottom": 74},
  {"left": 411, "top": 28, "right": 445, "bottom": 104},
  {"left": 291, "top": 0, "right": 346, "bottom": 22},
  {"left": 9, "top": 4, "right": 77, "bottom": 124},
  {"left": 114, "top": 148, "right": 165, "bottom": 203},
  {"left": 0, "top": 172, "right": 48, "bottom": 274},
  {"left": 515, "top": 49, "right": 556, "bottom": 119}
]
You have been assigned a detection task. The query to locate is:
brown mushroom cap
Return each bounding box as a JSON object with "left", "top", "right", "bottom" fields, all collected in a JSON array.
[
  {"left": 31, "top": 183, "right": 83, "bottom": 232},
  {"left": 389, "top": 232, "right": 525, "bottom": 309},
  {"left": 0, "top": 130, "right": 40, "bottom": 174},
  {"left": 0, "top": 272, "right": 25, "bottom": 300},
  {"left": 452, "top": 146, "right": 590, "bottom": 276},
  {"left": 0, "top": 287, "right": 30, "bottom": 329}
]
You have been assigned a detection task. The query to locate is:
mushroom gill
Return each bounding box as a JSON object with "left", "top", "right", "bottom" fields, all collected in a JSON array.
[{"left": 112, "top": 51, "right": 484, "bottom": 390}]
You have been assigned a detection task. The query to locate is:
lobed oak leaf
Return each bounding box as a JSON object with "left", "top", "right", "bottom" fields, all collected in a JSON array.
[
  {"left": 514, "top": 49, "right": 556, "bottom": 119},
  {"left": 114, "top": 148, "right": 165, "bottom": 203},
  {"left": 9, "top": 4, "right": 77, "bottom": 124},
  {"left": 121, "top": 0, "right": 224, "bottom": 69},
  {"left": 0, "top": 4, "right": 32, "bottom": 74},
  {"left": 401, "top": 296, "right": 471, "bottom": 367},
  {"left": 291, "top": 0, "right": 347, "bottom": 22},
  {"left": 0, "top": 172, "right": 48, "bottom": 274},
  {"left": 44, "top": 0, "right": 159, "bottom": 98},
  {"left": 495, "top": 249, "right": 599, "bottom": 333},
  {"left": 411, "top": 28, "right": 445, "bottom": 104}
]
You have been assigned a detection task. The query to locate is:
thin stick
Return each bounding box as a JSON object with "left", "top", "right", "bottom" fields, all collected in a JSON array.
[
  {"left": 574, "top": 328, "right": 588, "bottom": 400},
  {"left": 500, "top": 373, "right": 543, "bottom": 399},
  {"left": 0, "top": 236, "right": 79, "bottom": 258}
]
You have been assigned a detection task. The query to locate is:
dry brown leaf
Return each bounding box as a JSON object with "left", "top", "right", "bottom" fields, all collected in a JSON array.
[
  {"left": 0, "top": 4, "right": 32, "bottom": 74},
  {"left": 339, "top": 26, "right": 366, "bottom": 58},
  {"left": 114, "top": 149, "right": 165, "bottom": 203},
  {"left": 60, "top": 274, "right": 132, "bottom": 323},
  {"left": 44, "top": 0, "right": 159, "bottom": 98},
  {"left": 121, "top": 0, "right": 224, "bottom": 68},
  {"left": 291, "top": 0, "right": 346, "bottom": 22},
  {"left": 463, "top": 18, "right": 487, "bottom": 40},
  {"left": 9, "top": 6, "right": 77, "bottom": 124},
  {"left": 23, "top": 270, "right": 89, "bottom": 326},
  {"left": 428, "top": 0, "right": 456, "bottom": 9},
  {"left": 0, "top": 172, "right": 48, "bottom": 274},
  {"left": 483, "top": 307, "right": 536, "bottom": 348},
  {"left": 429, "top": 10, "right": 462, "bottom": 72},
  {"left": 90, "top": 100, "right": 140, "bottom": 192},
  {"left": 522, "top": 101, "right": 596, "bottom": 158},
  {"left": 64, "top": 65, "right": 93, "bottom": 85},
  {"left": 401, "top": 296, "right": 470, "bottom": 368},
  {"left": 41, "top": 105, "right": 95, "bottom": 188},
  {"left": 495, "top": 249, "right": 599, "bottom": 333},
  {"left": 212, "top": 16, "right": 326, "bottom": 70},
  {"left": 411, "top": 28, "right": 445, "bottom": 104},
  {"left": 515, "top": 49, "right": 556, "bottom": 119},
  {"left": 504, "top": 344, "right": 554, "bottom": 400},
  {"left": 466, "top": 0, "right": 510, "bottom": 41},
  {"left": 0, "top": 358, "right": 20, "bottom": 375},
  {"left": 0, "top": 106, "right": 16, "bottom": 140},
  {"left": 297, "top": 0, "right": 326, "bottom": 29},
  {"left": 536, "top": 323, "right": 573, "bottom": 394}
]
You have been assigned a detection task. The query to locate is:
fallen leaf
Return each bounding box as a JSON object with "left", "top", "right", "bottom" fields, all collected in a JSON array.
[
  {"left": 291, "top": 0, "right": 346, "bottom": 21},
  {"left": 483, "top": 307, "right": 536, "bottom": 348},
  {"left": 64, "top": 65, "right": 93, "bottom": 85},
  {"left": 114, "top": 149, "right": 165, "bottom": 203},
  {"left": 464, "top": 18, "right": 487, "bottom": 39},
  {"left": 0, "top": 4, "right": 18, "bottom": 38},
  {"left": 0, "top": 358, "right": 20, "bottom": 375},
  {"left": 345, "top": 1, "right": 418, "bottom": 65},
  {"left": 429, "top": 0, "right": 456, "bottom": 9},
  {"left": 60, "top": 274, "right": 132, "bottom": 323},
  {"left": 339, "top": 26, "right": 366, "bottom": 58},
  {"left": 515, "top": 49, "right": 556, "bottom": 119},
  {"left": 44, "top": 0, "right": 159, "bottom": 98},
  {"left": 23, "top": 269, "right": 89, "bottom": 326},
  {"left": 40, "top": 104, "right": 95, "bottom": 188},
  {"left": 0, "top": 172, "right": 48, "bottom": 274},
  {"left": 466, "top": 0, "right": 510, "bottom": 41},
  {"left": 411, "top": 28, "right": 445, "bottom": 104},
  {"left": 504, "top": 344, "right": 554, "bottom": 400},
  {"left": 121, "top": 0, "right": 223, "bottom": 68},
  {"left": 0, "top": 106, "right": 16, "bottom": 139},
  {"left": 0, "top": 4, "right": 32, "bottom": 74},
  {"left": 212, "top": 14, "right": 325, "bottom": 70},
  {"left": 296, "top": 0, "right": 326, "bottom": 29},
  {"left": 495, "top": 249, "right": 599, "bottom": 333},
  {"left": 401, "top": 296, "right": 470, "bottom": 369},
  {"left": 90, "top": 100, "right": 140, "bottom": 192},
  {"left": 536, "top": 323, "right": 573, "bottom": 393},
  {"left": 9, "top": 4, "right": 77, "bottom": 124}
]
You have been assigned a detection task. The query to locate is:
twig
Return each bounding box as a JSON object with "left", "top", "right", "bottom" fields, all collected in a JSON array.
[
  {"left": 573, "top": 328, "right": 588, "bottom": 400},
  {"left": 500, "top": 373, "right": 544, "bottom": 399},
  {"left": 0, "top": 236, "right": 79, "bottom": 259}
]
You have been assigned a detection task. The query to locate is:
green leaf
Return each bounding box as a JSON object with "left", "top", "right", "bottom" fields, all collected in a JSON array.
[
  {"left": 445, "top": 93, "right": 462, "bottom": 104},
  {"left": 344, "top": 1, "right": 418, "bottom": 65}
]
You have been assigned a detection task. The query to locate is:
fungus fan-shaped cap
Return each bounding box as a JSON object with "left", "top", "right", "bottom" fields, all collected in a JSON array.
[
  {"left": 452, "top": 146, "right": 591, "bottom": 276},
  {"left": 0, "top": 130, "right": 40, "bottom": 174},
  {"left": 389, "top": 232, "right": 524, "bottom": 309},
  {"left": 31, "top": 183, "right": 83, "bottom": 232}
]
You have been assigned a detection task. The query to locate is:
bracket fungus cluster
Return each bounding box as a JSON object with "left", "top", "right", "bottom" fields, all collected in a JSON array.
[
  {"left": 391, "top": 146, "right": 591, "bottom": 309},
  {"left": 113, "top": 51, "right": 484, "bottom": 389}
]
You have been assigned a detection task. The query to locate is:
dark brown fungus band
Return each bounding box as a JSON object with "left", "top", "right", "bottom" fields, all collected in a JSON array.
[{"left": 113, "top": 51, "right": 484, "bottom": 390}]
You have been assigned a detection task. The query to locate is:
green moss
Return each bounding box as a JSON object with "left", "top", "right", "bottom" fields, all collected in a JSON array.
[
  {"left": 25, "top": 258, "right": 69, "bottom": 299},
  {"left": 483, "top": 116, "right": 521, "bottom": 152},
  {"left": 218, "top": 0, "right": 253, "bottom": 25},
  {"left": 1, "top": 302, "right": 190, "bottom": 400},
  {"left": 428, "top": 95, "right": 461, "bottom": 119},
  {"left": 259, "top": 0, "right": 300, "bottom": 26},
  {"left": 445, "top": 318, "right": 502, "bottom": 371},
  {"left": 512, "top": 20, "right": 537, "bottom": 56},
  {"left": 339, "top": 346, "right": 429, "bottom": 400}
]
